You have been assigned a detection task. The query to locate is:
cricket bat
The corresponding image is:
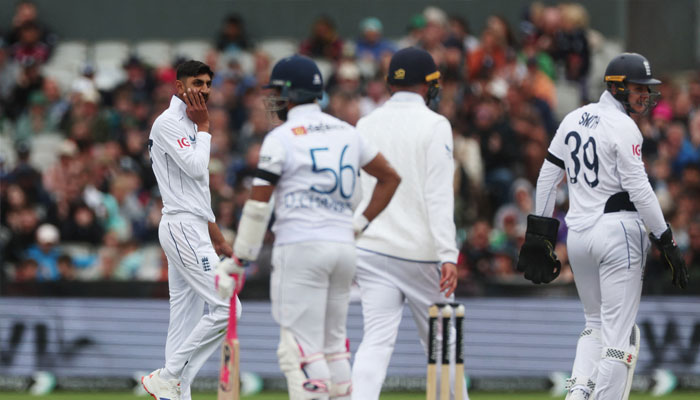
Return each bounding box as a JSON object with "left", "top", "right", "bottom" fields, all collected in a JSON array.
[{"left": 218, "top": 275, "right": 240, "bottom": 400}]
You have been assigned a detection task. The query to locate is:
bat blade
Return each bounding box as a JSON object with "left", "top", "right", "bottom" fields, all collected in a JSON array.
[
  {"left": 218, "top": 277, "right": 240, "bottom": 400},
  {"left": 217, "top": 338, "right": 240, "bottom": 399}
]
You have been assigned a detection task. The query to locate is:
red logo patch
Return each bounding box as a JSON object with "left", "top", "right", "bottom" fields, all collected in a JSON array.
[
  {"left": 178, "top": 138, "right": 191, "bottom": 148},
  {"left": 292, "top": 126, "right": 307, "bottom": 136},
  {"left": 632, "top": 144, "right": 641, "bottom": 156},
  {"left": 627, "top": 354, "right": 633, "bottom": 363}
]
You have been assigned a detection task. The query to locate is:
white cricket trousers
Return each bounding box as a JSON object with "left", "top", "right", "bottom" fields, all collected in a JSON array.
[
  {"left": 159, "top": 213, "right": 242, "bottom": 400},
  {"left": 351, "top": 250, "right": 468, "bottom": 400},
  {"left": 567, "top": 212, "right": 648, "bottom": 400},
  {"left": 270, "top": 241, "right": 356, "bottom": 397}
]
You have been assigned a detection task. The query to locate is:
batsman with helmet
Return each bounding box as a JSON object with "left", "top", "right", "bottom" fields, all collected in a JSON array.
[{"left": 517, "top": 53, "right": 689, "bottom": 400}]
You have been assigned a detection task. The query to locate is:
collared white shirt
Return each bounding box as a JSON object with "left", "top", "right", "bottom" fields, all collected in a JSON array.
[
  {"left": 355, "top": 91, "right": 459, "bottom": 264},
  {"left": 537, "top": 90, "right": 666, "bottom": 236},
  {"left": 149, "top": 95, "right": 215, "bottom": 222},
  {"left": 254, "top": 103, "right": 378, "bottom": 245}
]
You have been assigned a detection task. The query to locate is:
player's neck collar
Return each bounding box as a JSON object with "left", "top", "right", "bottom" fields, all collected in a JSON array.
[
  {"left": 600, "top": 90, "right": 626, "bottom": 114},
  {"left": 390, "top": 91, "right": 424, "bottom": 103},
  {"left": 170, "top": 95, "right": 187, "bottom": 115},
  {"left": 288, "top": 103, "right": 321, "bottom": 119}
]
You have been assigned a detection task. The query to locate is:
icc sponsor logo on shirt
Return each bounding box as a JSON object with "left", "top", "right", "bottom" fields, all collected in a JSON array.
[
  {"left": 632, "top": 144, "right": 641, "bottom": 157},
  {"left": 177, "top": 137, "right": 191, "bottom": 148}
]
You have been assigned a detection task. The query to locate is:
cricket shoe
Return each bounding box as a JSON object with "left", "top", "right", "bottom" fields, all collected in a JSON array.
[
  {"left": 142, "top": 369, "right": 181, "bottom": 400},
  {"left": 566, "top": 387, "right": 590, "bottom": 400}
]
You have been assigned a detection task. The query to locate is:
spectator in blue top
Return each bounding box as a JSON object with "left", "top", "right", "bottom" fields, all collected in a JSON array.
[
  {"left": 355, "top": 17, "right": 396, "bottom": 62},
  {"left": 24, "top": 223, "right": 61, "bottom": 280}
]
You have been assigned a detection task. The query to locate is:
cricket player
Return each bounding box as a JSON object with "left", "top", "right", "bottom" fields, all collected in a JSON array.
[
  {"left": 350, "top": 47, "right": 469, "bottom": 400},
  {"left": 216, "top": 54, "right": 400, "bottom": 400},
  {"left": 141, "top": 60, "right": 242, "bottom": 400},
  {"left": 517, "top": 53, "right": 689, "bottom": 400}
]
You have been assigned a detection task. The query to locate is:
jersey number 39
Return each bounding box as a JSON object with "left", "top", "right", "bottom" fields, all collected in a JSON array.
[{"left": 565, "top": 131, "right": 599, "bottom": 188}]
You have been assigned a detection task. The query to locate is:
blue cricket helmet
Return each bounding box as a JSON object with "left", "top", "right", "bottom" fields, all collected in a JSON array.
[{"left": 264, "top": 55, "right": 323, "bottom": 103}]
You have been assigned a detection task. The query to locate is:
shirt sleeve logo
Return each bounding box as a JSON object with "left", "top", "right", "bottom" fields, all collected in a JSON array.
[
  {"left": 632, "top": 144, "right": 641, "bottom": 157},
  {"left": 177, "top": 138, "right": 191, "bottom": 148},
  {"left": 292, "top": 126, "right": 307, "bottom": 136}
]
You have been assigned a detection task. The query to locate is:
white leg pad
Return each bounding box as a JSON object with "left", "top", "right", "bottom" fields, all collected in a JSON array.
[
  {"left": 566, "top": 328, "right": 600, "bottom": 400},
  {"left": 326, "top": 352, "right": 352, "bottom": 398},
  {"left": 622, "top": 324, "right": 641, "bottom": 400},
  {"left": 277, "top": 328, "right": 330, "bottom": 400}
]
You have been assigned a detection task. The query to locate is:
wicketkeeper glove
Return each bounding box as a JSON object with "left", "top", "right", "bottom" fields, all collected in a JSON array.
[
  {"left": 215, "top": 255, "right": 246, "bottom": 300},
  {"left": 649, "top": 225, "right": 689, "bottom": 289},
  {"left": 517, "top": 215, "right": 562, "bottom": 284}
]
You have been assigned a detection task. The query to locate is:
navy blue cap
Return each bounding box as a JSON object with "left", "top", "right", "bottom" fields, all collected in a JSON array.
[
  {"left": 387, "top": 47, "right": 440, "bottom": 86},
  {"left": 264, "top": 54, "right": 323, "bottom": 103}
]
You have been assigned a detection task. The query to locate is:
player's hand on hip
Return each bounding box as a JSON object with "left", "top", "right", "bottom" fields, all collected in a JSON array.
[
  {"left": 650, "top": 226, "right": 689, "bottom": 289},
  {"left": 517, "top": 215, "right": 562, "bottom": 284},
  {"left": 353, "top": 214, "right": 369, "bottom": 239},
  {"left": 440, "top": 262, "right": 458, "bottom": 297},
  {"left": 183, "top": 88, "right": 209, "bottom": 132},
  {"left": 215, "top": 256, "right": 245, "bottom": 299}
]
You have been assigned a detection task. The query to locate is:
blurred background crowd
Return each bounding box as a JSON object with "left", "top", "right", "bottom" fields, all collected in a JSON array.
[{"left": 1, "top": 1, "right": 699, "bottom": 297}]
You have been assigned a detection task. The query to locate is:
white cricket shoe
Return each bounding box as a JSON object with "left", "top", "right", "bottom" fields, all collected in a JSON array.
[
  {"left": 567, "top": 387, "right": 591, "bottom": 400},
  {"left": 141, "top": 369, "right": 181, "bottom": 400}
]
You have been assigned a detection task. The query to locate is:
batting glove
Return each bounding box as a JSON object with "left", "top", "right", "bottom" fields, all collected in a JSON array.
[
  {"left": 649, "top": 226, "right": 689, "bottom": 289},
  {"left": 215, "top": 256, "right": 245, "bottom": 299}
]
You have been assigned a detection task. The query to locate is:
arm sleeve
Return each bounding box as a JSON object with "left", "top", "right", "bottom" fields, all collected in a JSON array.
[
  {"left": 357, "top": 131, "right": 379, "bottom": 167},
  {"left": 253, "top": 135, "right": 286, "bottom": 186},
  {"left": 615, "top": 122, "right": 667, "bottom": 236},
  {"left": 156, "top": 118, "right": 211, "bottom": 181},
  {"left": 535, "top": 159, "right": 565, "bottom": 217},
  {"left": 424, "top": 119, "right": 459, "bottom": 264}
]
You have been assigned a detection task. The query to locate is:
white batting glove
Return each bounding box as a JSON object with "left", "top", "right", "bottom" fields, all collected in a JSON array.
[
  {"left": 215, "top": 256, "right": 245, "bottom": 300},
  {"left": 353, "top": 214, "right": 370, "bottom": 239}
]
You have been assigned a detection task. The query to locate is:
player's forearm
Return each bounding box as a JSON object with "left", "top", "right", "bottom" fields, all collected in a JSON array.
[
  {"left": 361, "top": 175, "right": 399, "bottom": 222},
  {"left": 627, "top": 183, "right": 667, "bottom": 236},
  {"left": 535, "top": 159, "right": 565, "bottom": 217}
]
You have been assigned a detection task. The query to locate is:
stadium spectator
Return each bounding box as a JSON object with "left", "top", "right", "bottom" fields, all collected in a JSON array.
[
  {"left": 5, "top": 1, "right": 57, "bottom": 52},
  {"left": 5, "top": 56, "right": 44, "bottom": 121},
  {"left": 215, "top": 14, "right": 251, "bottom": 54},
  {"left": 299, "top": 15, "right": 343, "bottom": 61},
  {"left": 24, "top": 223, "right": 61, "bottom": 281},
  {"left": 9, "top": 20, "right": 51, "bottom": 65},
  {"left": 355, "top": 17, "right": 395, "bottom": 63},
  {"left": 397, "top": 14, "right": 426, "bottom": 49}
]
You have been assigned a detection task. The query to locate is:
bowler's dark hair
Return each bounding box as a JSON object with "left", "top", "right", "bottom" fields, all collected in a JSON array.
[{"left": 176, "top": 60, "right": 214, "bottom": 80}]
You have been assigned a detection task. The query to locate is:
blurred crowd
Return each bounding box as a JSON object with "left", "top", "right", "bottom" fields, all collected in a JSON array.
[{"left": 1, "top": 1, "right": 699, "bottom": 295}]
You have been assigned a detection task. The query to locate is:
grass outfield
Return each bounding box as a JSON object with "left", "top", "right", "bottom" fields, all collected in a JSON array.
[{"left": 2, "top": 392, "right": 700, "bottom": 399}]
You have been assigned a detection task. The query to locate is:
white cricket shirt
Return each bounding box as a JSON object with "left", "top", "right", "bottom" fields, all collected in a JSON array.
[
  {"left": 254, "top": 103, "right": 378, "bottom": 245},
  {"left": 149, "top": 95, "right": 215, "bottom": 222},
  {"left": 537, "top": 90, "right": 666, "bottom": 236},
  {"left": 354, "top": 92, "right": 459, "bottom": 264}
]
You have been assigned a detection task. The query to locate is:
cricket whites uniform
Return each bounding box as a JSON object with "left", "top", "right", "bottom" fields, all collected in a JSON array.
[
  {"left": 351, "top": 92, "right": 468, "bottom": 400},
  {"left": 536, "top": 90, "right": 667, "bottom": 399},
  {"left": 254, "top": 103, "right": 377, "bottom": 398},
  {"left": 149, "top": 95, "right": 241, "bottom": 400}
]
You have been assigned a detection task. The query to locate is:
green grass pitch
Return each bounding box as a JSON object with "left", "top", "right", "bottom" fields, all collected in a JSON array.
[{"left": 2, "top": 392, "right": 700, "bottom": 399}]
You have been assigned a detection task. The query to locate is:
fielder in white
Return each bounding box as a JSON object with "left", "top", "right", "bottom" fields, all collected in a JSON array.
[
  {"left": 351, "top": 47, "right": 469, "bottom": 400},
  {"left": 216, "top": 54, "right": 400, "bottom": 400},
  {"left": 517, "top": 53, "right": 688, "bottom": 400},
  {"left": 141, "top": 60, "right": 242, "bottom": 400}
]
